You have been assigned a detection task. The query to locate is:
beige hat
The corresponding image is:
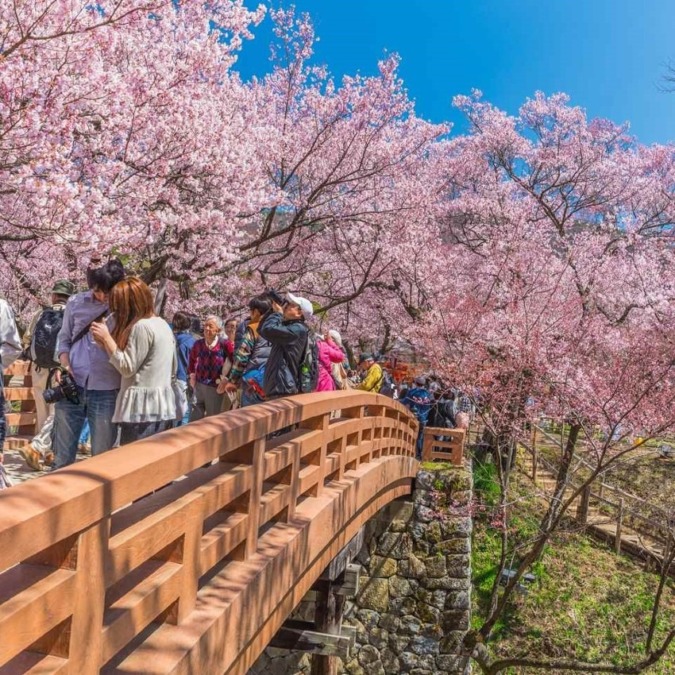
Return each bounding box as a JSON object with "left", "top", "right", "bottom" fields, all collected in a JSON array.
[{"left": 328, "top": 329, "right": 343, "bottom": 347}]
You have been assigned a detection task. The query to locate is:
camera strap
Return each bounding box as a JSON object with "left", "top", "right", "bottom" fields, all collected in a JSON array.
[{"left": 72, "top": 310, "right": 108, "bottom": 347}]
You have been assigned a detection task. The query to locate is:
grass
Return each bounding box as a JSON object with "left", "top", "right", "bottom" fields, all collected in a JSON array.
[
  {"left": 604, "top": 455, "right": 675, "bottom": 512},
  {"left": 471, "top": 460, "right": 675, "bottom": 674}
]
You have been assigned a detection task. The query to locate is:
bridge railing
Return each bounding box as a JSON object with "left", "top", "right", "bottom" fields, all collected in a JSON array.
[
  {"left": 3, "top": 360, "right": 37, "bottom": 446},
  {"left": 0, "top": 391, "right": 418, "bottom": 674},
  {"left": 421, "top": 427, "right": 466, "bottom": 464}
]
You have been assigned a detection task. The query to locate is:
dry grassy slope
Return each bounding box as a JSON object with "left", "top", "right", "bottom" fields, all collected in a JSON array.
[{"left": 472, "top": 463, "right": 675, "bottom": 674}]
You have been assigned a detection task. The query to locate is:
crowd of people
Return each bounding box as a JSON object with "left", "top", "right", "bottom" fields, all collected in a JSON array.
[{"left": 0, "top": 258, "right": 473, "bottom": 484}]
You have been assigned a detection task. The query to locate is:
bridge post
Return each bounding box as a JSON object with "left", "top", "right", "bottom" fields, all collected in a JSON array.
[{"left": 310, "top": 586, "right": 345, "bottom": 675}]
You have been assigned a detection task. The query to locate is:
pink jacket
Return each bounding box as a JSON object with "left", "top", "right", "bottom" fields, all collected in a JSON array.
[{"left": 316, "top": 339, "right": 346, "bottom": 392}]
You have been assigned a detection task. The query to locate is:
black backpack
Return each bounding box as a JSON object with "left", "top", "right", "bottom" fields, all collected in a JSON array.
[
  {"left": 30, "top": 307, "right": 64, "bottom": 369},
  {"left": 299, "top": 333, "right": 320, "bottom": 393}
]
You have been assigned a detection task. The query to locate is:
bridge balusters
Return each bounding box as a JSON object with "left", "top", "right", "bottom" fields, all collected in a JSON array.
[{"left": 0, "top": 392, "right": 420, "bottom": 674}]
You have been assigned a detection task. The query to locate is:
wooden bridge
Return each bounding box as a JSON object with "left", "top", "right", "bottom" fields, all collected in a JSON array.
[{"left": 0, "top": 391, "right": 420, "bottom": 674}]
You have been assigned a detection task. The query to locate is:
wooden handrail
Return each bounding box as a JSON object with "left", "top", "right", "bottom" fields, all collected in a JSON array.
[
  {"left": 421, "top": 427, "right": 466, "bottom": 464},
  {"left": 0, "top": 391, "right": 418, "bottom": 674}
]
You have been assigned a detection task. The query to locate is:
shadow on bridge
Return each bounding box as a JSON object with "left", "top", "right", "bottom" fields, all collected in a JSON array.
[{"left": 0, "top": 391, "right": 418, "bottom": 674}]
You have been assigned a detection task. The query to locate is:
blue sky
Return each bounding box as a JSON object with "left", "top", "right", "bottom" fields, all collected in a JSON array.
[{"left": 235, "top": 0, "right": 675, "bottom": 145}]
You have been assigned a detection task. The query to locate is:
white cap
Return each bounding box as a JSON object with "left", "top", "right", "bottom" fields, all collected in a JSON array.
[{"left": 286, "top": 293, "right": 314, "bottom": 320}]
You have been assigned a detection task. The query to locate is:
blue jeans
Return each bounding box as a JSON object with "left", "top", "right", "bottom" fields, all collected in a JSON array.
[
  {"left": 79, "top": 419, "right": 90, "bottom": 445},
  {"left": 52, "top": 387, "right": 119, "bottom": 469},
  {"left": 173, "top": 379, "right": 191, "bottom": 427}
]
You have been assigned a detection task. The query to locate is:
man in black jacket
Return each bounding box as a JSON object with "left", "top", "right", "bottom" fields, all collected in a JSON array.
[{"left": 258, "top": 293, "right": 313, "bottom": 400}]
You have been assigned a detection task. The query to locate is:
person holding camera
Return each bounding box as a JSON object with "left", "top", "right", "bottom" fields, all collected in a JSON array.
[
  {"left": 51, "top": 259, "right": 125, "bottom": 470},
  {"left": 90, "top": 278, "right": 177, "bottom": 444},
  {"left": 258, "top": 292, "right": 313, "bottom": 400}
]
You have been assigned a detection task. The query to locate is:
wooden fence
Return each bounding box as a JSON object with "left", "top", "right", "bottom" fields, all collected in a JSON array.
[
  {"left": 3, "top": 360, "right": 37, "bottom": 447},
  {"left": 524, "top": 426, "right": 669, "bottom": 562},
  {"left": 421, "top": 427, "right": 466, "bottom": 464},
  {"left": 0, "top": 391, "right": 418, "bottom": 674}
]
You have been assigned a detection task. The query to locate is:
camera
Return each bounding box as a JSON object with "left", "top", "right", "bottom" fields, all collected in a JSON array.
[
  {"left": 266, "top": 288, "right": 286, "bottom": 307},
  {"left": 43, "top": 370, "right": 80, "bottom": 405}
]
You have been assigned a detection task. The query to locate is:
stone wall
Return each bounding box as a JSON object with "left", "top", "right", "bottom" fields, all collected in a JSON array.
[
  {"left": 249, "top": 463, "right": 473, "bottom": 675},
  {"left": 343, "top": 463, "right": 472, "bottom": 675}
]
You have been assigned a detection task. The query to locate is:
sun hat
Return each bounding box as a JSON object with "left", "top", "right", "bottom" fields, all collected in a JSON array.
[
  {"left": 286, "top": 293, "right": 314, "bottom": 321},
  {"left": 51, "top": 280, "right": 76, "bottom": 297},
  {"left": 328, "top": 329, "right": 343, "bottom": 347}
]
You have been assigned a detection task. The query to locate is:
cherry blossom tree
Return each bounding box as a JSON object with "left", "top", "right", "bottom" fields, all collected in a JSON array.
[
  {"left": 0, "top": 0, "right": 267, "bottom": 316},
  {"left": 230, "top": 8, "right": 450, "bottom": 317},
  {"left": 415, "top": 92, "right": 675, "bottom": 673}
]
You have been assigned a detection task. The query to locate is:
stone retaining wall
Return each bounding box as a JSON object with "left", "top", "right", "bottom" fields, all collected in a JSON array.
[{"left": 250, "top": 463, "right": 473, "bottom": 674}]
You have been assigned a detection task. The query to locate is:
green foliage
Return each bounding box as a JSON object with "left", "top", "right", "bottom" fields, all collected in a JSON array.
[{"left": 473, "top": 459, "right": 500, "bottom": 507}]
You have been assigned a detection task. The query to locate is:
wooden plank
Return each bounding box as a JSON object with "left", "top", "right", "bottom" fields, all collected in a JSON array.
[
  {"left": 313, "top": 563, "right": 361, "bottom": 597},
  {"left": 6, "top": 412, "right": 37, "bottom": 427},
  {"left": 0, "top": 566, "right": 76, "bottom": 666},
  {"left": 269, "top": 625, "right": 351, "bottom": 660},
  {"left": 576, "top": 485, "right": 591, "bottom": 525},
  {"left": 172, "top": 501, "right": 202, "bottom": 623},
  {"left": 102, "top": 560, "right": 183, "bottom": 662},
  {"left": 199, "top": 512, "right": 249, "bottom": 576},
  {"left": 320, "top": 530, "right": 365, "bottom": 582},
  {"left": 259, "top": 483, "right": 292, "bottom": 525},
  {"left": 0, "top": 651, "right": 68, "bottom": 675},
  {"left": 4, "top": 436, "right": 33, "bottom": 450},
  {"left": 616, "top": 498, "right": 624, "bottom": 555},
  {"left": 311, "top": 584, "right": 347, "bottom": 674},
  {"left": 245, "top": 438, "right": 265, "bottom": 557},
  {"left": 3, "top": 387, "right": 34, "bottom": 402},
  {"left": 66, "top": 518, "right": 110, "bottom": 671},
  {"left": 4, "top": 361, "right": 31, "bottom": 377}
]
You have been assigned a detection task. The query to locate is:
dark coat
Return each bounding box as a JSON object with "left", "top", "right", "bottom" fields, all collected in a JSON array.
[
  {"left": 428, "top": 397, "right": 456, "bottom": 429},
  {"left": 258, "top": 311, "right": 309, "bottom": 398}
]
